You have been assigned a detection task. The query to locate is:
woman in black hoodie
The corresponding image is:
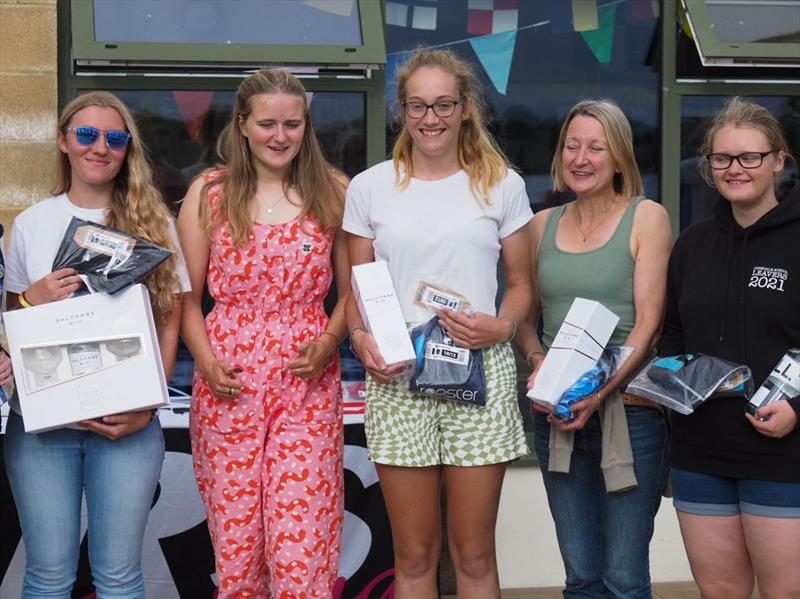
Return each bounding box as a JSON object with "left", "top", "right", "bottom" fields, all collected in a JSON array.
[{"left": 660, "top": 98, "right": 799, "bottom": 599}]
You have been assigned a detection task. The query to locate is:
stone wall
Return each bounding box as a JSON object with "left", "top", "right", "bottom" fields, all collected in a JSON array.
[{"left": 0, "top": 0, "right": 58, "bottom": 244}]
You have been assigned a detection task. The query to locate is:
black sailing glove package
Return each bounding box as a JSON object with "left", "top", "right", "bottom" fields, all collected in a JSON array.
[
  {"left": 52, "top": 217, "right": 172, "bottom": 295},
  {"left": 409, "top": 316, "right": 486, "bottom": 407}
]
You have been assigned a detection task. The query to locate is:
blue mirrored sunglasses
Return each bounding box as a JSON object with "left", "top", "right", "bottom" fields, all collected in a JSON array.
[{"left": 64, "top": 126, "right": 131, "bottom": 150}]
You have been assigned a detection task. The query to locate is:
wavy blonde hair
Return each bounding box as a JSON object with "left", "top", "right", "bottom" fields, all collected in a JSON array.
[
  {"left": 392, "top": 48, "right": 509, "bottom": 204},
  {"left": 202, "top": 69, "right": 345, "bottom": 245},
  {"left": 54, "top": 91, "right": 181, "bottom": 321},
  {"left": 698, "top": 96, "right": 794, "bottom": 188},
  {"left": 551, "top": 99, "right": 644, "bottom": 199}
]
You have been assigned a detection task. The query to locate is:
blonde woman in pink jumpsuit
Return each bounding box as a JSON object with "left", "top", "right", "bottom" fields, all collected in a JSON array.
[{"left": 178, "top": 69, "right": 349, "bottom": 598}]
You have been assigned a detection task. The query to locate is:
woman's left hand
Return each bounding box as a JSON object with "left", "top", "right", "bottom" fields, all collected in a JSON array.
[
  {"left": 437, "top": 309, "right": 513, "bottom": 350},
  {"left": 552, "top": 393, "right": 601, "bottom": 432},
  {"left": 288, "top": 336, "right": 335, "bottom": 380},
  {"left": 746, "top": 400, "right": 798, "bottom": 438},
  {"left": 78, "top": 410, "right": 154, "bottom": 441}
]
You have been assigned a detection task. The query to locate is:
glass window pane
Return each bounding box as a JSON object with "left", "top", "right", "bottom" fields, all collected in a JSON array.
[
  {"left": 79, "top": 89, "right": 366, "bottom": 213},
  {"left": 679, "top": 96, "right": 800, "bottom": 230},
  {"left": 93, "top": 0, "right": 363, "bottom": 46},
  {"left": 704, "top": 0, "right": 800, "bottom": 44}
]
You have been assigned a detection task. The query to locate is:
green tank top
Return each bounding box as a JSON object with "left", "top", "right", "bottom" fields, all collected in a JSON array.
[{"left": 538, "top": 197, "right": 642, "bottom": 349}]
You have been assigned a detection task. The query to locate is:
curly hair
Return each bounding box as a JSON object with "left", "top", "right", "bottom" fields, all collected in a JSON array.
[
  {"left": 53, "top": 91, "right": 182, "bottom": 321},
  {"left": 391, "top": 48, "right": 509, "bottom": 204},
  {"left": 202, "top": 69, "right": 345, "bottom": 246}
]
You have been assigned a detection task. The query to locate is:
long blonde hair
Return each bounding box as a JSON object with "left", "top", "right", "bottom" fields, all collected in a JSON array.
[
  {"left": 392, "top": 48, "right": 509, "bottom": 203},
  {"left": 550, "top": 99, "right": 644, "bottom": 199},
  {"left": 202, "top": 69, "right": 345, "bottom": 245},
  {"left": 698, "top": 96, "right": 794, "bottom": 188},
  {"left": 54, "top": 91, "right": 181, "bottom": 321}
]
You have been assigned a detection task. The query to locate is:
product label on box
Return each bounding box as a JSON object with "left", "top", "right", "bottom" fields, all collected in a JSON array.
[{"left": 425, "top": 341, "right": 470, "bottom": 366}]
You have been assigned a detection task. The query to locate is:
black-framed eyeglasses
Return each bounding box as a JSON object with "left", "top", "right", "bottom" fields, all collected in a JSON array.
[
  {"left": 402, "top": 98, "right": 463, "bottom": 119},
  {"left": 706, "top": 150, "right": 775, "bottom": 170},
  {"left": 63, "top": 126, "right": 132, "bottom": 150}
]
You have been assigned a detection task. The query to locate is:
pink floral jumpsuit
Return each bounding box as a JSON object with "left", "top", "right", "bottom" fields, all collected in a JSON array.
[{"left": 190, "top": 171, "right": 343, "bottom": 598}]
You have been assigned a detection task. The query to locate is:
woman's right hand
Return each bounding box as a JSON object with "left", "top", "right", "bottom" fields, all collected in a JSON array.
[
  {"left": 527, "top": 351, "right": 551, "bottom": 414},
  {"left": 351, "top": 329, "right": 405, "bottom": 384},
  {"left": 200, "top": 358, "right": 243, "bottom": 400},
  {"left": 24, "top": 268, "right": 83, "bottom": 305}
]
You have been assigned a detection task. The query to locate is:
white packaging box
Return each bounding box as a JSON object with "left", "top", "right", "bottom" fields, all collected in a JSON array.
[
  {"left": 3, "top": 284, "right": 169, "bottom": 432},
  {"left": 528, "top": 298, "right": 619, "bottom": 408},
  {"left": 351, "top": 261, "right": 416, "bottom": 369}
]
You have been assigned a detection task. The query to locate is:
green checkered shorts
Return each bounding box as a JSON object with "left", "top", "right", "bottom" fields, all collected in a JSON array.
[{"left": 365, "top": 343, "right": 531, "bottom": 467}]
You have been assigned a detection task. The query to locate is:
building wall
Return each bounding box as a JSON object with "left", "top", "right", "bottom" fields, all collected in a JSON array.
[{"left": 0, "top": 0, "right": 58, "bottom": 241}]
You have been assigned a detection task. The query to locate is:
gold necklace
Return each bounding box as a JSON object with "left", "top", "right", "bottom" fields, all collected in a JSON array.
[
  {"left": 572, "top": 201, "right": 613, "bottom": 242},
  {"left": 257, "top": 190, "right": 287, "bottom": 214}
]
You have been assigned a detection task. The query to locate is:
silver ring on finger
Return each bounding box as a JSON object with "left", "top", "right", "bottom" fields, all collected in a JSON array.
[{"left": 228, "top": 386, "right": 234, "bottom": 396}]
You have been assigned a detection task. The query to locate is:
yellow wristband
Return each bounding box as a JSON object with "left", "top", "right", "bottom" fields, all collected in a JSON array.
[{"left": 18, "top": 292, "right": 33, "bottom": 308}]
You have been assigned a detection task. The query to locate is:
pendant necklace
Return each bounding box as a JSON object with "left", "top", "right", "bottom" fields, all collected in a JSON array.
[
  {"left": 572, "top": 201, "right": 612, "bottom": 242},
  {"left": 258, "top": 190, "right": 287, "bottom": 214}
]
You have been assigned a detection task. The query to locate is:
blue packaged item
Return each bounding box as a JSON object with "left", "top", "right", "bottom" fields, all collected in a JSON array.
[
  {"left": 409, "top": 316, "right": 486, "bottom": 407},
  {"left": 553, "top": 347, "right": 626, "bottom": 421}
]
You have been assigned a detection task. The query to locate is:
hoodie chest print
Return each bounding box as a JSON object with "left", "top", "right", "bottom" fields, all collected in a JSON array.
[{"left": 748, "top": 266, "right": 788, "bottom": 292}]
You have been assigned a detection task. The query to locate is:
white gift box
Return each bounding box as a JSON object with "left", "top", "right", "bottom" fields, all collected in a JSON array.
[
  {"left": 528, "top": 298, "right": 619, "bottom": 407},
  {"left": 3, "top": 284, "right": 169, "bottom": 432},
  {"left": 351, "top": 261, "right": 416, "bottom": 369}
]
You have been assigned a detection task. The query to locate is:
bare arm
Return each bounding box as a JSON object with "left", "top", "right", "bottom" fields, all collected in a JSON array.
[
  {"left": 514, "top": 210, "right": 551, "bottom": 374},
  {"left": 560, "top": 199, "right": 673, "bottom": 431},
  {"left": 177, "top": 176, "right": 242, "bottom": 399}
]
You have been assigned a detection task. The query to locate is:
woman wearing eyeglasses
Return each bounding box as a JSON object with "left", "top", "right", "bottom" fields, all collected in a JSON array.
[
  {"left": 659, "top": 97, "right": 800, "bottom": 599},
  {"left": 3, "top": 91, "right": 189, "bottom": 598},
  {"left": 344, "top": 48, "right": 531, "bottom": 599}
]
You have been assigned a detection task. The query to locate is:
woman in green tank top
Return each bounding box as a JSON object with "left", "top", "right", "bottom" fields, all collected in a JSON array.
[{"left": 515, "top": 100, "right": 673, "bottom": 598}]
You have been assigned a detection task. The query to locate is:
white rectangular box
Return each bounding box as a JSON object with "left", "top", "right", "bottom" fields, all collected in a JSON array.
[
  {"left": 528, "top": 298, "right": 619, "bottom": 407},
  {"left": 351, "top": 261, "right": 416, "bottom": 369},
  {"left": 3, "top": 284, "right": 169, "bottom": 432}
]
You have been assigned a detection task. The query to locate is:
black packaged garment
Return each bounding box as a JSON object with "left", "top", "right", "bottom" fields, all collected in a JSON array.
[
  {"left": 409, "top": 316, "right": 486, "bottom": 407},
  {"left": 628, "top": 353, "right": 752, "bottom": 415},
  {"left": 52, "top": 217, "right": 172, "bottom": 295}
]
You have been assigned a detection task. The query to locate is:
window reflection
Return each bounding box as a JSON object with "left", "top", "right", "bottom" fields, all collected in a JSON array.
[
  {"left": 385, "top": 0, "right": 660, "bottom": 213},
  {"left": 82, "top": 89, "right": 366, "bottom": 214},
  {"left": 93, "top": 0, "right": 363, "bottom": 46}
]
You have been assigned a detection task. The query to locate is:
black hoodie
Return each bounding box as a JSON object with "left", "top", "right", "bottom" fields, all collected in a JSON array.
[{"left": 659, "top": 184, "right": 800, "bottom": 482}]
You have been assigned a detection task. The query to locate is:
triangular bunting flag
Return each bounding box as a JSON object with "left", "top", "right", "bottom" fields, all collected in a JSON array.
[
  {"left": 469, "top": 30, "right": 516, "bottom": 95},
  {"left": 579, "top": 4, "right": 616, "bottom": 64}
]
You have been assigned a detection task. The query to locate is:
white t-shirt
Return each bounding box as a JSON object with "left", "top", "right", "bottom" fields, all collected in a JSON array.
[
  {"left": 343, "top": 160, "right": 532, "bottom": 325},
  {"left": 5, "top": 193, "right": 191, "bottom": 295}
]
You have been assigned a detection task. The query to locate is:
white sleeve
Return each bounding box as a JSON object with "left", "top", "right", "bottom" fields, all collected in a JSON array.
[
  {"left": 167, "top": 218, "right": 191, "bottom": 294},
  {"left": 498, "top": 173, "right": 533, "bottom": 239},
  {"left": 4, "top": 217, "right": 31, "bottom": 294},
  {"left": 342, "top": 178, "right": 375, "bottom": 239}
]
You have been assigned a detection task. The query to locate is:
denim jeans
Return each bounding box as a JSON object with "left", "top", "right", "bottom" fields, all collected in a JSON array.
[
  {"left": 4, "top": 411, "right": 164, "bottom": 599},
  {"left": 534, "top": 406, "right": 669, "bottom": 599}
]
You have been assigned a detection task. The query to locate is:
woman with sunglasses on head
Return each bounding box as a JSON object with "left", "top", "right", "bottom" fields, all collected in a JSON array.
[
  {"left": 3, "top": 91, "right": 189, "bottom": 598},
  {"left": 659, "top": 98, "right": 800, "bottom": 599},
  {"left": 344, "top": 48, "right": 531, "bottom": 599},
  {"left": 515, "top": 99, "right": 673, "bottom": 598},
  {"left": 178, "top": 69, "right": 348, "bottom": 597}
]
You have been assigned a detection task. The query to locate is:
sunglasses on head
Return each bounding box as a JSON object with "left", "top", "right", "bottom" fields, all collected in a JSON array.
[{"left": 64, "top": 126, "right": 132, "bottom": 150}]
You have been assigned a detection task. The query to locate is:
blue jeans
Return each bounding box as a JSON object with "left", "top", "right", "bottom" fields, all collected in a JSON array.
[
  {"left": 534, "top": 407, "right": 669, "bottom": 599},
  {"left": 4, "top": 411, "right": 164, "bottom": 599}
]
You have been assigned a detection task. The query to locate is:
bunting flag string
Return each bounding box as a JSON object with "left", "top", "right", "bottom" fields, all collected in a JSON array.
[{"left": 386, "top": 0, "right": 646, "bottom": 95}]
